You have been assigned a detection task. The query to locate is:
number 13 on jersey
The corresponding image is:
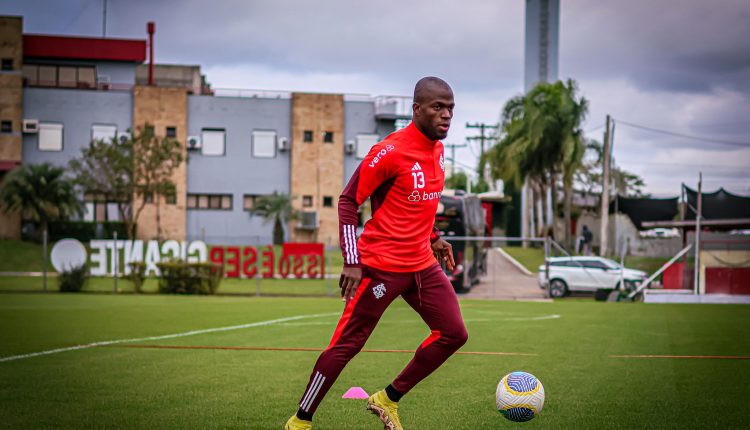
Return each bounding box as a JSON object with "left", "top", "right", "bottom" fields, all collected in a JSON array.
[{"left": 412, "top": 172, "right": 425, "bottom": 189}]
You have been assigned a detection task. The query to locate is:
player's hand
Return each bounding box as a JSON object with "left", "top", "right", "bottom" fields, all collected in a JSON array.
[
  {"left": 432, "top": 238, "right": 455, "bottom": 272},
  {"left": 339, "top": 266, "right": 362, "bottom": 302}
]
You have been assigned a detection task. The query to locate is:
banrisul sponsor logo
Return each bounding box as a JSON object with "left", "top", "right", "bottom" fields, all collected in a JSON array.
[
  {"left": 368, "top": 144, "right": 395, "bottom": 168},
  {"left": 407, "top": 190, "right": 442, "bottom": 203}
]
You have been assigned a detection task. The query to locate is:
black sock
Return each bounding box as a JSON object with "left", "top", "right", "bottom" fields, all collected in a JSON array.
[
  {"left": 385, "top": 384, "right": 404, "bottom": 402},
  {"left": 296, "top": 409, "right": 313, "bottom": 422}
]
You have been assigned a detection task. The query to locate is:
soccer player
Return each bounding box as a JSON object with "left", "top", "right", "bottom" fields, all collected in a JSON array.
[{"left": 285, "top": 77, "right": 468, "bottom": 430}]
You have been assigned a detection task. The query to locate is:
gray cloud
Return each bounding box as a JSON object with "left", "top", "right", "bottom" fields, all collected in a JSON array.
[{"left": 2, "top": 0, "right": 748, "bottom": 194}]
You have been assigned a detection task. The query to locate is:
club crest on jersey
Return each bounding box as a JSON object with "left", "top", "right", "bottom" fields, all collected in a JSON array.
[
  {"left": 373, "top": 283, "right": 386, "bottom": 299},
  {"left": 439, "top": 153, "right": 445, "bottom": 172}
]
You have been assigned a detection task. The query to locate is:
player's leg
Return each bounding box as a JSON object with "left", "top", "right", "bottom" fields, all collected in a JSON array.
[
  {"left": 390, "top": 263, "right": 468, "bottom": 395},
  {"left": 287, "top": 266, "right": 409, "bottom": 427},
  {"left": 366, "top": 263, "right": 467, "bottom": 430}
]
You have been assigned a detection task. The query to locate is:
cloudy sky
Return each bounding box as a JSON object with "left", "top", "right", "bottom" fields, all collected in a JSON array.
[{"left": 3, "top": 0, "right": 749, "bottom": 196}]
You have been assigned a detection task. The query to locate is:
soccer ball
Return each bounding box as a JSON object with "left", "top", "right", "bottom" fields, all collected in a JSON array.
[{"left": 495, "top": 371, "right": 545, "bottom": 422}]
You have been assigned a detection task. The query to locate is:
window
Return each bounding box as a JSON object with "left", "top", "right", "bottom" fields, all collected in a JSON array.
[
  {"left": 22, "top": 64, "right": 37, "bottom": 84},
  {"left": 143, "top": 192, "right": 154, "bottom": 203},
  {"left": 166, "top": 126, "right": 177, "bottom": 138},
  {"left": 252, "top": 130, "right": 277, "bottom": 158},
  {"left": 58, "top": 66, "right": 77, "bottom": 88},
  {"left": 243, "top": 194, "right": 260, "bottom": 211},
  {"left": 166, "top": 194, "right": 177, "bottom": 205},
  {"left": 201, "top": 129, "right": 225, "bottom": 156},
  {"left": 78, "top": 67, "right": 96, "bottom": 88},
  {"left": 38, "top": 123, "right": 63, "bottom": 151},
  {"left": 187, "top": 193, "right": 232, "bottom": 210},
  {"left": 91, "top": 124, "right": 117, "bottom": 143},
  {"left": 323, "top": 196, "right": 333, "bottom": 207},
  {"left": 323, "top": 131, "right": 334, "bottom": 143},
  {"left": 356, "top": 134, "right": 379, "bottom": 159},
  {"left": 1, "top": 120, "right": 11, "bottom": 133},
  {"left": 38, "top": 66, "right": 57, "bottom": 86},
  {"left": 582, "top": 260, "right": 608, "bottom": 270},
  {"left": 83, "top": 193, "right": 124, "bottom": 222},
  {"left": 303, "top": 130, "right": 313, "bottom": 142},
  {"left": 23, "top": 64, "right": 97, "bottom": 88},
  {"left": 302, "top": 195, "right": 313, "bottom": 207},
  {"left": 1, "top": 58, "right": 12, "bottom": 71}
]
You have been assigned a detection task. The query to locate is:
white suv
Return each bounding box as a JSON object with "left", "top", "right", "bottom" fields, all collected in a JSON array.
[{"left": 537, "top": 256, "right": 647, "bottom": 298}]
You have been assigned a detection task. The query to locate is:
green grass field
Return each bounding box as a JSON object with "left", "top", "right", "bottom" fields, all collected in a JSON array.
[{"left": 1, "top": 290, "right": 749, "bottom": 429}]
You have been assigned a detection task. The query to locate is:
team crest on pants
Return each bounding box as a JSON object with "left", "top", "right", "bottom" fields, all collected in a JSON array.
[{"left": 373, "top": 283, "right": 386, "bottom": 299}]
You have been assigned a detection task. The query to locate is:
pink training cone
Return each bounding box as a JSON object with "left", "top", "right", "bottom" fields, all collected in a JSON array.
[{"left": 342, "top": 387, "right": 369, "bottom": 399}]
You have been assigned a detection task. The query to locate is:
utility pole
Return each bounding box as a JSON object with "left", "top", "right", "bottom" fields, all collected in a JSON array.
[
  {"left": 443, "top": 142, "right": 466, "bottom": 176},
  {"left": 467, "top": 122, "right": 499, "bottom": 193},
  {"left": 102, "top": 0, "right": 108, "bottom": 37},
  {"left": 599, "top": 115, "right": 612, "bottom": 256},
  {"left": 466, "top": 122, "right": 499, "bottom": 158},
  {"left": 693, "top": 172, "right": 702, "bottom": 294}
]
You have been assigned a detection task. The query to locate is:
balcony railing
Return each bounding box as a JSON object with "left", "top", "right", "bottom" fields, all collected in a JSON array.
[
  {"left": 374, "top": 95, "right": 412, "bottom": 120},
  {"left": 24, "top": 78, "right": 133, "bottom": 92}
]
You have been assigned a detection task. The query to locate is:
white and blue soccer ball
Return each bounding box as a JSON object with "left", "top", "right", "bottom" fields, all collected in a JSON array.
[{"left": 495, "top": 371, "right": 545, "bottom": 422}]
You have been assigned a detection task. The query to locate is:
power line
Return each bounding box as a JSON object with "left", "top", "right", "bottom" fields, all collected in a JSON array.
[
  {"left": 615, "top": 119, "right": 750, "bottom": 147},
  {"left": 585, "top": 123, "right": 605, "bottom": 134},
  {"left": 616, "top": 159, "right": 750, "bottom": 170}
]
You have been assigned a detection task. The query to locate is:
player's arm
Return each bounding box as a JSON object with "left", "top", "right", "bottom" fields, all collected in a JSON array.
[
  {"left": 338, "top": 142, "right": 396, "bottom": 301},
  {"left": 430, "top": 226, "right": 455, "bottom": 271}
]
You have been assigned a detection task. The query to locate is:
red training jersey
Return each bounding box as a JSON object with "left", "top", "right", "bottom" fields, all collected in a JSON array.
[{"left": 339, "top": 122, "right": 443, "bottom": 272}]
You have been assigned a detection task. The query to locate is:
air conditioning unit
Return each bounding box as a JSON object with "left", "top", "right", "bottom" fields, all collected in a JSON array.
[
  {"left": 22, "top": 119, "right": 39, "bottom": 134},
  {"left": 98, "top": 75, "right": 111, "bottom": 90},
  {"left": 117, "top": 131, "right": 131, "bottom": 144},
  {"left": 298, "top": 211, "right": 318, "bottom": 230},
  {"left": 187, "top": 135, "right": 202, "bottom": 150},
  {"left": 278, "top": 137, "right": 289, "bottom": 152},
  {"left": 345, "top": 140, "right": 355, "bottom": 154}
]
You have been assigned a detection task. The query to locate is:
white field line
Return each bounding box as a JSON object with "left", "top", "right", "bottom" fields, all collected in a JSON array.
[
  {"left": 0, "top": 312, "right": 339, "bottom": 364},
  {"left": 495, "top": 247, "right": 534, "bottom": 277},
  {"left": 279, "top": 315, "right": 561, "bottom": 326}
]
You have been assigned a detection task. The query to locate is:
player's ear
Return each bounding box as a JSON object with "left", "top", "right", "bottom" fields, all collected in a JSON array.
[{"left": 412, "top": 102, "right": 420, "bottom": 117}]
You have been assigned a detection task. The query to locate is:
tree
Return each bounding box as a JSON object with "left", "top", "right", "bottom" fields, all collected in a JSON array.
[
  {"left": 248, "top": 192, "right": 297, "bottom": 245},
  {"left": 445, "top": 171, "right": 468, "bottom": 191},
  {"left": 486, "top": 79, "right": 588, "bottom": 245},
  {"left": 69, "top": 125, "right": 183, "bottom": 239},
  {"left": 0, "top": 163, "right": 83, "bottom": 241}
]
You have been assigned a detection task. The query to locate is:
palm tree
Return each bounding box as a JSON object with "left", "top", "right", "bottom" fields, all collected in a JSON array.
[
  {"left": 0, "top": 163, "right": 83, "bottom": 241},
  {"left": 248, "top": 192, "right": 297, "bottom": 245},
  {"left": 486, "top": 79, "right": 587, "bottom": 245}
]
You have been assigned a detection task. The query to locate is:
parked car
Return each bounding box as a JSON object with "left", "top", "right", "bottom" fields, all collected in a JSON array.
[{"left": 537, "top": 256, "right": 648, "bottom": 298}]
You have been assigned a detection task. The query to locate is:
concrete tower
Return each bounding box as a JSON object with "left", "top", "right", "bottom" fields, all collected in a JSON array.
[
  {"left": 522, "top": 0, "right": 560, "bottom": 239},
  {"left": 524, "top": 0, "right": 560, "bottom": 91}
]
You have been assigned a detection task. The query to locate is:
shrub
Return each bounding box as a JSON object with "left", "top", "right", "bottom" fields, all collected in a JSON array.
[
  {"left": 58, "top": 263, "right": 88, "bottom": 292},
  {"left": 127, "top": 262, "right": 147, "bottom": 293},
  {"left": 156, "top": 260, "right": 224, "bottom": 295},
  {"left": 48, "top": 220, "right": 129, "bottom": 241}
]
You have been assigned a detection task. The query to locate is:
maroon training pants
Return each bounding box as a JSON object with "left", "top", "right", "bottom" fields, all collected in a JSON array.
[{"left": 296, "top": 263, "right": 468, "bottom": 414}]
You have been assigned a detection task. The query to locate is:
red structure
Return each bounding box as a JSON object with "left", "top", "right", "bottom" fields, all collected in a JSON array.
[{"left": 23, "top": 34, "right": 146, "bottom": 62}]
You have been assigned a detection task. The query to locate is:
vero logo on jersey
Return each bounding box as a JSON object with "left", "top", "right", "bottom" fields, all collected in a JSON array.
[{"left": 368, "top": 144, "right": 395, "bottom": 168}]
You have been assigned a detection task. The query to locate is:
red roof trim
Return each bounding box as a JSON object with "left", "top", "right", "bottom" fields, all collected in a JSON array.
[{"left": 23, "top": 35, "right": 146, "bottom": 63}]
